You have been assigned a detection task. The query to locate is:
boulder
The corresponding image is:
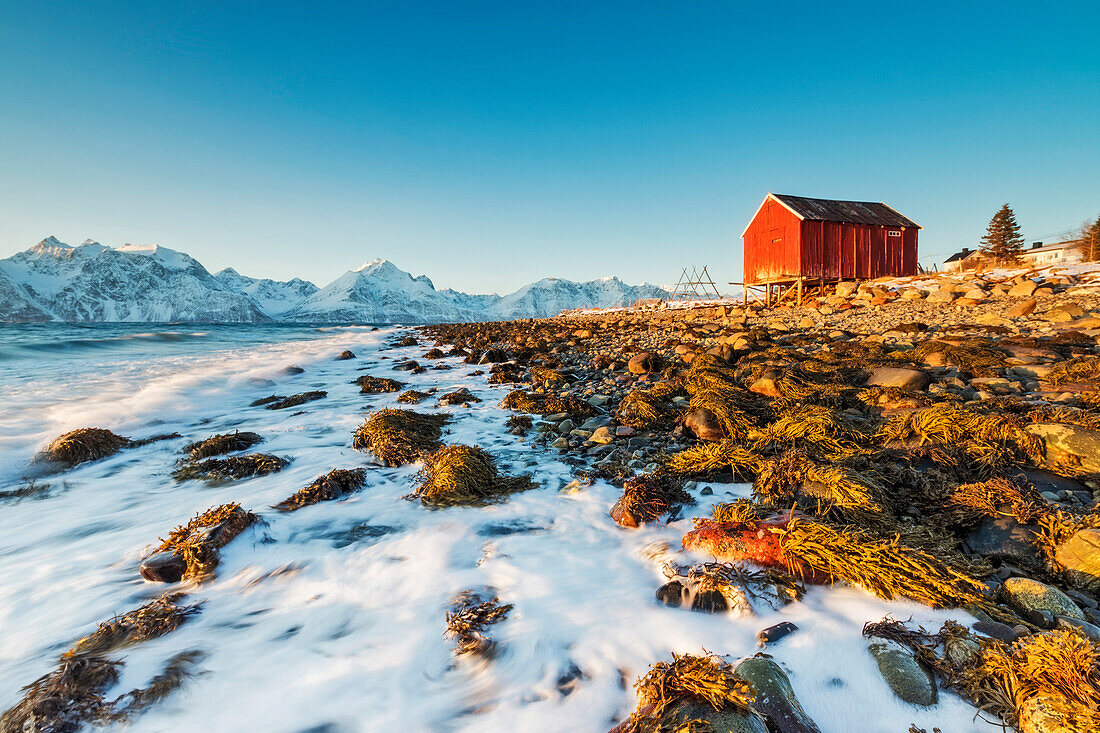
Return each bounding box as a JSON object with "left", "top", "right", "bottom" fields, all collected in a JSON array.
[
  {"left": 735, "top": 657, "right": 821, "bottom": 733},
  {"left": 1000, "top": 577, "right": 1085, "bottom": 627},
  {"left": 683, "top": 408, "right": 726, "bottom": 441},
  {"left": 1053, "top": 528, "right": 1100, "bottom": 593},
  {"left": 1007, "top": 298, "right": 1038, "bottom": 317},
  {"left": 335, "top": 350, "right": 356, "bottom": 360},
  {"left": 1041, "top": 303, "right": 1086, "bottom": 323},
  {"left": 1009, "top": 280, "right": 1038, "bottom": 297},
  {"left": 628, "top": 352, "right": 662, "bottom": 374},
  {"left": 835, "top": 281, "right": 858, "bottom": 298},
  {"left": 1025, "top": 423, "right": 1100, "bottom": 477},
  {"left": 865, "top": 367, "right": 930, "bottom": 390},
  {"left": 867, "top": 639, "right": 937, "bottom": 706}
]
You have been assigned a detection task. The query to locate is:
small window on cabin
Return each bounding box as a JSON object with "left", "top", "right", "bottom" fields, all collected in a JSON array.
[
  {"left": 771, "top": 237, "right": 782, "bottom": 244},
  {"left": 888, "top": 230, "right": 901, "bottom": 237}
]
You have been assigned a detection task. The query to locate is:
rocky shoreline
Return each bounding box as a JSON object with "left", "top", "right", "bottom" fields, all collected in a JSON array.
[
  {"left": 418, "top": 266, "right": 1100, "bottom": 733},
  {"left": 4, "top": 266, "right": 1099, "bottom": 733}
]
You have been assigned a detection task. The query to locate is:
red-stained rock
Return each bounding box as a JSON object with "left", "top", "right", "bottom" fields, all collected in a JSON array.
[{"left": 682, "top": 516, "right": 791, "bottom": 568}]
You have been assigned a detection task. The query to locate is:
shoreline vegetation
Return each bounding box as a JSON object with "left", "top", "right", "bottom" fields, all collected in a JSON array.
[{"left": 4, "top": 264, "right": 1100, "bottom": 732}]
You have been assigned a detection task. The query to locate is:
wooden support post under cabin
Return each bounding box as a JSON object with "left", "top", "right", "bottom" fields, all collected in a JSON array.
[{"left": 796, "top": 277, "right": 803, "bottom": 306}]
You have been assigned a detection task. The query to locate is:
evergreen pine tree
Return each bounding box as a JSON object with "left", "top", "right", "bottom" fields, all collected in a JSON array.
[
  {"left": 979, "top": 204, "right": 1025, "bottom": 263},
  {"left": 1075, "top": 214, "right": 1100, "bottom": 262}
]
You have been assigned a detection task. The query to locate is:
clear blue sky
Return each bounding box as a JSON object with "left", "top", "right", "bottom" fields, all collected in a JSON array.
[{"left": 1, "top": 1, "right": 1097, "bottom": 293}]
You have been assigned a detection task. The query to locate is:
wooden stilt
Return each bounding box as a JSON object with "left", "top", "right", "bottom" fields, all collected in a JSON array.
[{"left": 796, "top": 277, "right": 803, "bottom": 306}]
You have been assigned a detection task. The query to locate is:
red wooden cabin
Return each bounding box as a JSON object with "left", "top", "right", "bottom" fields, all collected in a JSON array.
[{"left": 741, "top": 193, "right": 919, "bottom": 302}]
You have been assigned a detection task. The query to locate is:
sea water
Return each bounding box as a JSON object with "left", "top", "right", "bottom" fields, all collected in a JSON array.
[{"left": 0, "top": 323, "right": 989, "bottom": 732}]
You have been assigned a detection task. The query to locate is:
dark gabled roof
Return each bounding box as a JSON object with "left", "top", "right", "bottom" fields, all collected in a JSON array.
[
  {"left": 771, "top": 194, "right": 920, "bottom": 228},
  {"left": 944, "top": 249, "right": 977, "bottom": 263}
]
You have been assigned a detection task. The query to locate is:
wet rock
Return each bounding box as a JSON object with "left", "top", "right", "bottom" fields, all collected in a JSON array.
[
  {"left": 683, "top": 408, "right": 725, "bottom": 441},
  {"left": 867, "top": 639, "right": 937, "bottom": 706},
  {"left": 663, "top": 703, "right": 767, "bottom": 733},
  {"left": 972, "top": 620, "right": 1019, "bottom": 642},
  {"left": 479, "top": 348, "right": 508, "bottom": 363},
  {"left": 655, "top": 580, "right": 690, "bottom": 607},
  {"left": 1054, "top": 528, "right": 1100, "bottom": 593},
  {"left": 282, "top": 365, "right": 305, "bottom": 375},
  {"left": 691, "top": 589, "right": 729, "bottom": 613},
  {"left": 865, "top": 367, "right": 930, "bottom": 390},
  {"left": 393, "top": 359, "right": 420, "bottom": 371},
  {"left": 139, "top": 551, "right": 187, "bottom": 583},
  {"left": 756, "top": 621, "right": 799, "bottom": 647},
  {"left": 735, "top": 657, "right": 821, "bottom": 733},
  {"left": 963, "top": 516, "right": 1041, "bottom": 566},
  {"left": 1054, "top": 614, "right": 1100, "bottom": 642},
  {"left": 1025, "top": 423, "right": 1100, "bottom": 477},
  {"left": 627, "top": 352, "right": 661, "bottom": 374},
  {"left": 335, "top": 350, "right": 356, "bottom": 360},
  {"left": 1000, "top": 577, "right": 1085, "bottom": 627}
]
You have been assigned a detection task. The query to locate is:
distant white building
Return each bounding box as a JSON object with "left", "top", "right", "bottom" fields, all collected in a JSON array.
[{"left": 1019, "top": 240, "right": 1082, "bottom": 267}]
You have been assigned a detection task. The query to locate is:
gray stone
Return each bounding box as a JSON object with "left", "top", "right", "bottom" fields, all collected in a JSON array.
[
  {"left": 1054, "top": 614, "right": 1100, "bottom": 642},
  {"left": 676, "top": 703, "right": 768, "bottom": 733},
  {"left": 1001, "top": 577, "right": 1085, "bottom": 627},
  {"left": 139, "top": 551, "right": 186, "bottom": 583},
  {"left": 867, "top": 639, "right": 937, "bottom": 706},
  {"left": 734, "top": 657, "right": 821, "bottom": 733}
]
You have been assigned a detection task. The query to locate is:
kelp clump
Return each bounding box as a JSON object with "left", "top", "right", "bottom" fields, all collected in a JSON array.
[
  {"left": 864, "top": 618, "right": 1100, "bottom": 733},
  {"left": 0, "top": 594, "right": 201, "bottom": 733},
  {"left": 69, "top": 594, "right": 201, "bottom": 657},
  {"left": 181, "top": 431, "right": 262, "bottom": 460},
  {"left": 412, "top": 445, "right": 535, "bottom": 507},
  {"left": 273, "top": 468, "right": 367, "bottom": 511},
  {"left": 351, "top": 409, "right": 450, "bottom": 465},
  {"left": 616, "top": 379, "right": 683, "bottom": 429},
  {"left": 1046, "top": 356, "right": 1100, "bottom": 386},
  {"left": 396, "top": 389, "right": 431, "bottom": 404},
  {"left": 143, "top": 503, "right": 259, "bottom": 582},
  {"left": 499, "top": 389, "right": 594, "bottom": 417},
  {"left": 610, "top": 471, "right": 692, "bottom": 528},
  {"left": 41, "top": 428, "right": 131, "bottom": 466},
  {"left": 263, "top": 390, "right": 327, "bottom": 410},
  {"left": 354, "top": 375, "right": 404, "bottom": 394},
  {"left": 880, "top": 404, "right": 1044, "bottom": 467},
  {"left": 445, "top": 590, "right": 513, "bottom": 656},
  {"left": 173, "top": 453, "right": 288, "bottom": 482},
  {"left": 614, "top": 652, "right": 758, "bottom": 733}
]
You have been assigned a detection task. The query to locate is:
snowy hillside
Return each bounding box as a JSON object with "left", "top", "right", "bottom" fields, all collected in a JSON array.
[
  {"left": 214, "top": 267, "right": 319, "bottom": 317},
  {"left": 0, "top": 238, "right": 670, "bottom": 323}
]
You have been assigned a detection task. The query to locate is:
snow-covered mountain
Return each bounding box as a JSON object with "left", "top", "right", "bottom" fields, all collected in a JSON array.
[
  {"left": 214, "top": 267, "right": 318, "bottom": 317},
  {"left": 0, "top": 238, "right": 267, "bottom": 322},
  {"left": 0, "top": 238, "right": 671, "bottom": 323},
  {"left": 488, "top": 276, "right": 667, "bottom": 319}
]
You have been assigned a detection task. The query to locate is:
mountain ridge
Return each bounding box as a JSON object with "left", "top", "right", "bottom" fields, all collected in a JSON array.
[{"left": 0, "top": 237, "right": 669, "bottom": 323}]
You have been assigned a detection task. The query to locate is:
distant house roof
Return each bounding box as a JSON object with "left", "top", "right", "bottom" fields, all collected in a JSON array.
[
  {"left": 944, "top": 249, "right": 981, "bottom": 264},
  {"left": 770, "top": 193, "right": 920, "bottom": 228},
  {"left": 1021, "top": 240, "right": 1076, "bottom": 255}
]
